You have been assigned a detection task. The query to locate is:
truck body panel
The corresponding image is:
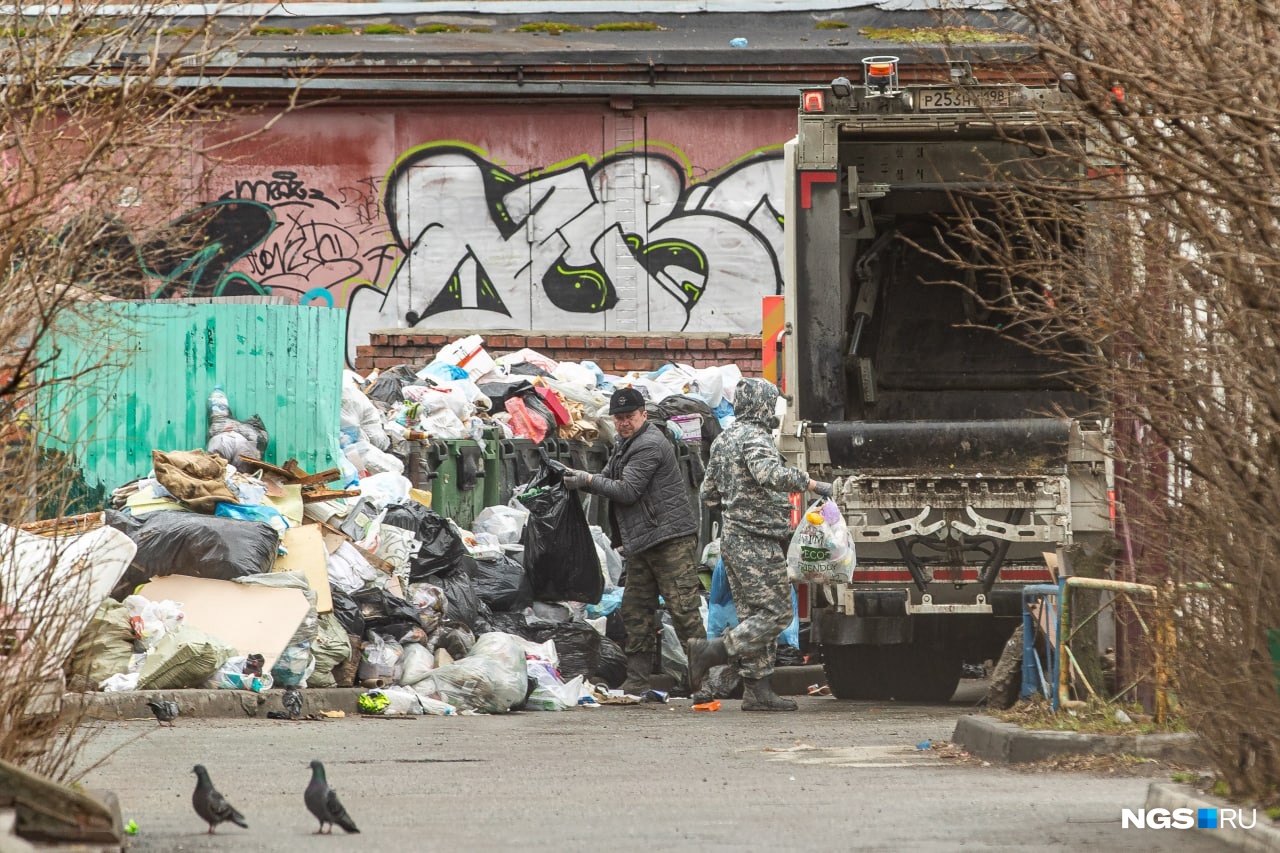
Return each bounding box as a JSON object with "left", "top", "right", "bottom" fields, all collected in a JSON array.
[{"left": 779, "top": 72, "right": 1113, "bottom": 701}]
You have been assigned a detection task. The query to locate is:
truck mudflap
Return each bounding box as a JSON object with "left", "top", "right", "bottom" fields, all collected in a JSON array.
[{"left": 825, "top": 418, "right": 1071, "bottom": 473}]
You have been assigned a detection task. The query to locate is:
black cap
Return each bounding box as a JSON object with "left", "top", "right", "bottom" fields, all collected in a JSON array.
[{"left": 608, "top": 387, "right": 646, "bottom": 415}]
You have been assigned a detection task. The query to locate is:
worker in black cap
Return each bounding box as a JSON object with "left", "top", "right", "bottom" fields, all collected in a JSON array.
[{"left": 562, "top": 386, "right": 705, "bottom": 695}]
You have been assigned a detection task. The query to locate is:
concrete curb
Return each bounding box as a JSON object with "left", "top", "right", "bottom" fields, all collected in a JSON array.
[
  {"left": 952, "top": 714, "right": 1206, "bottom": 765},
  {"left": 68, "top": 665, "right": 828, "bottom": 720},
  {"left": 1146, "top": 782, "right": 1280, "bottom": 851},
  {"left": 71, "top": 688, "right": 364, "bottom": 721}
]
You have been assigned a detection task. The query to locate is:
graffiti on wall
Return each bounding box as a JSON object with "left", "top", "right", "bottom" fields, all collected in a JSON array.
[
  {"left": 345, "top": 143, "right": 785, "bottom": 360},
  {"left": 217, "top": 171, "right": 399, "bottom": 307},
  {"left": 56, "top": 143, "right": 787, "bottom": 363}
]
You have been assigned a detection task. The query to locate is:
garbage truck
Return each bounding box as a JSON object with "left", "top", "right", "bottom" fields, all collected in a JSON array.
[{"left": 777, "top": 59, "right": 1114, "bottom": 701}]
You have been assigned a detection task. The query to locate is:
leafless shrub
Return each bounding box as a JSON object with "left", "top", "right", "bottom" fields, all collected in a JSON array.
[
  {"left": 935, "top": 0, "right": 1280, "bottom": 803},
  {"left": 0, "top": 1, "right": 297, "bottom": 780}
]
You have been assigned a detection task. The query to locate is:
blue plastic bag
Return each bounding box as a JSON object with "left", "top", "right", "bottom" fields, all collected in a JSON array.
[
  {"left": 215, "top": 502, "right": 291, "bottom": 533},
  {"left": 706, "top": 558, "right": 799, "bottom": 647}
]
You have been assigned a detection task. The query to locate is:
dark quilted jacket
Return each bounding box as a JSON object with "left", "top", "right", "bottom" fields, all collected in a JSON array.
[{"left": 581, "top": 420, "right": 696, "bottom": 556}]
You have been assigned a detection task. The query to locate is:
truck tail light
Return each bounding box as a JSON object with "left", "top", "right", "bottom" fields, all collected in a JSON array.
[{"left": 802, "top": 90, "right": 825, "bottom": 113}]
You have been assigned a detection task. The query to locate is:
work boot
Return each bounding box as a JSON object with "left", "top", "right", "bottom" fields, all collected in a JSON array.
[
  {"left": 742, "top": 676, "right": 798, "bottom": 712},
  {"left": 619, "top": 654, "right": 652, "bottom": 695},
  {"left": 687, "top": 638, "right": 728, "bottom": 692}
]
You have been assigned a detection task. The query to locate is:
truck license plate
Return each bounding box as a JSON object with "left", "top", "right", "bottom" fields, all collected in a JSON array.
[{"left": 918, "top": 87, "right": 1011, "bottom": 111}]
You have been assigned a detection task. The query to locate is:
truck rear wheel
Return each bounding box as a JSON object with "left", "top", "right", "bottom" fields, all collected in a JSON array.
[
  {"left": 883, "top": 645, "right": 962, "bottom": 702},
  {"left": 821, "top": 644, "right": 888, "bottom": 700},
  {"left": 821, "top": 643, "right": 961, "bottom": 702}
]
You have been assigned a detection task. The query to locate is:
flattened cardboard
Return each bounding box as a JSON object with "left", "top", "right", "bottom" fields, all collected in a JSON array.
[
  {"left": 273, "top": 524, "right": 333, "bottom": 614},
  {"left": 138, "top": 575, "right": 309, "bottom": 673}
]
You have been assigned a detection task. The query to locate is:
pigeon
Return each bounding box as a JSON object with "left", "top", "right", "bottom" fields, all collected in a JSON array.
[
  {"left": 146, "top": 699, "right": 179, "bottom": 727},
  {"left": 283, "top": 685, "right": 303, "bottom": 721},
  {"left": 305, "top": 760, "right": 360, "bottom": 834},
  {"left": 192, "top": 765, "right": 248, "bottom": 834}
]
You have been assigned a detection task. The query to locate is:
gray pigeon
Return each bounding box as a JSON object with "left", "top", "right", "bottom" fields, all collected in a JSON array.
[
  {"left": 192, "top": 765, "right": 248, "bottom": 834},
  {"left": 283, "top": 685, "right": 303, "bottom": 720},
  {"left": 147, "top": 699, "right": 179, "bottom": 727},
  {"left": 305, "top": 760, "right": 360, "bottom": 834}
]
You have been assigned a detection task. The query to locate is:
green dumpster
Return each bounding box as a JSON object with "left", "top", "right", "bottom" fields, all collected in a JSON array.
[{"left": 404, "top": 437, "right": 496, "bottom": 529}]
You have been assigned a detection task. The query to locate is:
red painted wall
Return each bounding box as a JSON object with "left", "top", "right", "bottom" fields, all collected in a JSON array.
[{"left": 192, "top": 102, "right": 795, "bottom": 363}]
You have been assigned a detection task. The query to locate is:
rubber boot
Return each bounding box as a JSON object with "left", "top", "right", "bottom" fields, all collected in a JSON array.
[
  {"left": 619, "top": 654, "right": 652, "bottom": 695},
  {"left": 742, "top": 676, "right": 798, "bottom": 712},
  {"left": 687, "top": 638, "right": 729, "bottom": 692}
]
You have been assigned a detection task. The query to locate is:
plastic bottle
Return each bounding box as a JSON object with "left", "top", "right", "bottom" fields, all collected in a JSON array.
[{"left": 208, "top": 385, "right": 230, "bottom": 418}]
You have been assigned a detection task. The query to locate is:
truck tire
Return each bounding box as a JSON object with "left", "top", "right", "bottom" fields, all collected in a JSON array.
[
  {"left": 821, "top": 644, "right": 887, "bottom": 700},
  {"left": 883, "top": 646, "right": 963, "bottom": 702},
  {"left": 822, "top": 643, "right": 961, "bottom": 701},
  {"left": 985, "top": 625, "right": 1023, "bottom": 709}
]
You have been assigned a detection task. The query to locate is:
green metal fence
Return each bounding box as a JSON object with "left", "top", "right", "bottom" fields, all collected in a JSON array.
[{"left": 36, "top": 301, "right": 344, "bottom": 492}]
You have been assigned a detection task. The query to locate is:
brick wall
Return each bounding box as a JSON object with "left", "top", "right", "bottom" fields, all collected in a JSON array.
[{"left": 355, "top": 330, "right": 763, "bottom": 377}]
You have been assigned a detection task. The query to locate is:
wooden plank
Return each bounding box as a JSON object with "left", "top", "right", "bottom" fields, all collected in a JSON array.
[{"left": 0, "top": 759, "right": 121, "bottom": 844}]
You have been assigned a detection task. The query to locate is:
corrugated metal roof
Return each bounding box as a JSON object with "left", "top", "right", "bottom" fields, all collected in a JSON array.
[{"left": 36, "top": 302, "right": 344, "bottom": 491}]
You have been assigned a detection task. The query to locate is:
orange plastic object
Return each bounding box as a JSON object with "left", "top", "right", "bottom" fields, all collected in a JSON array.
[{"left": 692, "top": 700, "right": 722, "bottom": 712}]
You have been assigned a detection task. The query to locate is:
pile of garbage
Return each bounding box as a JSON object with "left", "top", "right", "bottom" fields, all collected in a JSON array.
[
  {"left": 336, "top": 333, "right": 746, "bottom": 487},
  {"left": 26, "top": 333, "right": 803, "bottom": 715}
]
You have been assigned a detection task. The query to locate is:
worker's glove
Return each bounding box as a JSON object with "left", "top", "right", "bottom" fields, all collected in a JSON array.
[
  {"left": 562, "top": 469, "right": 591, "bottom": 490},
  {"left": 811, "top": 480, "right": 834, "bottom": 498}
]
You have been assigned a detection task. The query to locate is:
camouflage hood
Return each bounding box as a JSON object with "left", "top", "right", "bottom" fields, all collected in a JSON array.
[{"left": 734, "top": 378, "right": 779, "bottom": 429}]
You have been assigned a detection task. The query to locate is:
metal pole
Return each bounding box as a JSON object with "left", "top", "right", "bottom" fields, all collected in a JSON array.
[{"left": 1057, "top": 577, "right": 1069, "bottom": 709}]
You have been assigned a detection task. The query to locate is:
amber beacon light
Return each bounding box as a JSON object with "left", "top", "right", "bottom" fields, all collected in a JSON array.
[{"left": 862, "top": 55, "right": 900, "bottom": 97}]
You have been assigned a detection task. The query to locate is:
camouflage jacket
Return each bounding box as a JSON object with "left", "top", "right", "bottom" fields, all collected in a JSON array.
[{"left": 701, "top": 378, "right": 809, "bottom": 540}]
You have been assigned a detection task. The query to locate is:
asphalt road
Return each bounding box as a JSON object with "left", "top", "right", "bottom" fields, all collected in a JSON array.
[{"left": 76, "top": 682, "right": 1224, "bottom": 852}]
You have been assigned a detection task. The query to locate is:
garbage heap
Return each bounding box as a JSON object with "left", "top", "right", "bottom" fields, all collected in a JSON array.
[{"left": 34, "top": 334, "right": 803, "bottom": 715}]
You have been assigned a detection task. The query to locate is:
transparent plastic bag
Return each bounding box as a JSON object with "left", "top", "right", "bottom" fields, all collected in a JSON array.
[{"left": 786, "top": 500, "right": 855, "bottom": 584}]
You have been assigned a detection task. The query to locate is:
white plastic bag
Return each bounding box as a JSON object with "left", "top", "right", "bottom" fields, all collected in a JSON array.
[
  {"left": 786, "top": 500, "right": 856, "bottom": 584},
  {"left": 415, "top": 631, "right": 529, "bottom": 713},
  {"left": 473, "top": 505, "right": 529, "bottom": 545},
  {"left": 397, "top": 642, "right": 436, "bottom": 686},
  {"left": 342, "top": 370, "right": 390, "bottom": 451},
  {"left": 207, "top": 654, "right": 273, "bottom": 692}
]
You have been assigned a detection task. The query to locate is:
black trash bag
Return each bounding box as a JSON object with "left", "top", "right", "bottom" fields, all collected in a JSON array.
[
  {"left": 477, "top": 379, "right": 535, "bottom": 410},
  {"left": 329, "top": 587, "right": 365, "bottom": 637},
  {"left": 654, "top": 393, "right": 723, "bottom": 445},
  {"left": 530, "top": 620, "right": 601, "bottom": 683},
  {"left": 105, "top": 509, "right": 278, "bottom": 599},
  {"left": 508, "top": 361, "right": 553, "bottom": 378},
  {"left": 692, "top": 664, "right": 744, "bottom": 702},
  {"left": 517, "top": 463, "right": 604, "bottom": 604},
  {"left": 595, "top": 636, "right": 628, "bottom": 689},
  {"left": 422, "top": 570, "right": 491, "bottom": 634},
  {"left": 365, "top": 364, "right": 421, "bottom": 406},
  {"left": 517, "top": 390, "right": 558, "bottom": 435},
  {"left": 604, "top": 608, "right": 627, "bottom": 644},
  {"left": 432, "top": 621, "right": 476, "bottom": 659},
  {"left": 484, "top": 610, "right": 538, "bottom": 640},
  {"left": 352, "top": 587, "right": 423, "bottom": 638},
  {"left": 466, "top": 554, "right": 534, "bottom": 613},
  {"left": 382, "top": 502, "right": 476, "bottom": 582}
]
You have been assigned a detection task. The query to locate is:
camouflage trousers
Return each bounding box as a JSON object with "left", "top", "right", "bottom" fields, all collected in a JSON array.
[
  {"left": 620, "top": 534, "right": 706, "bottom": 658},
  {"left": 720, "top": 527, "right": 792, "bottom": 680}
]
